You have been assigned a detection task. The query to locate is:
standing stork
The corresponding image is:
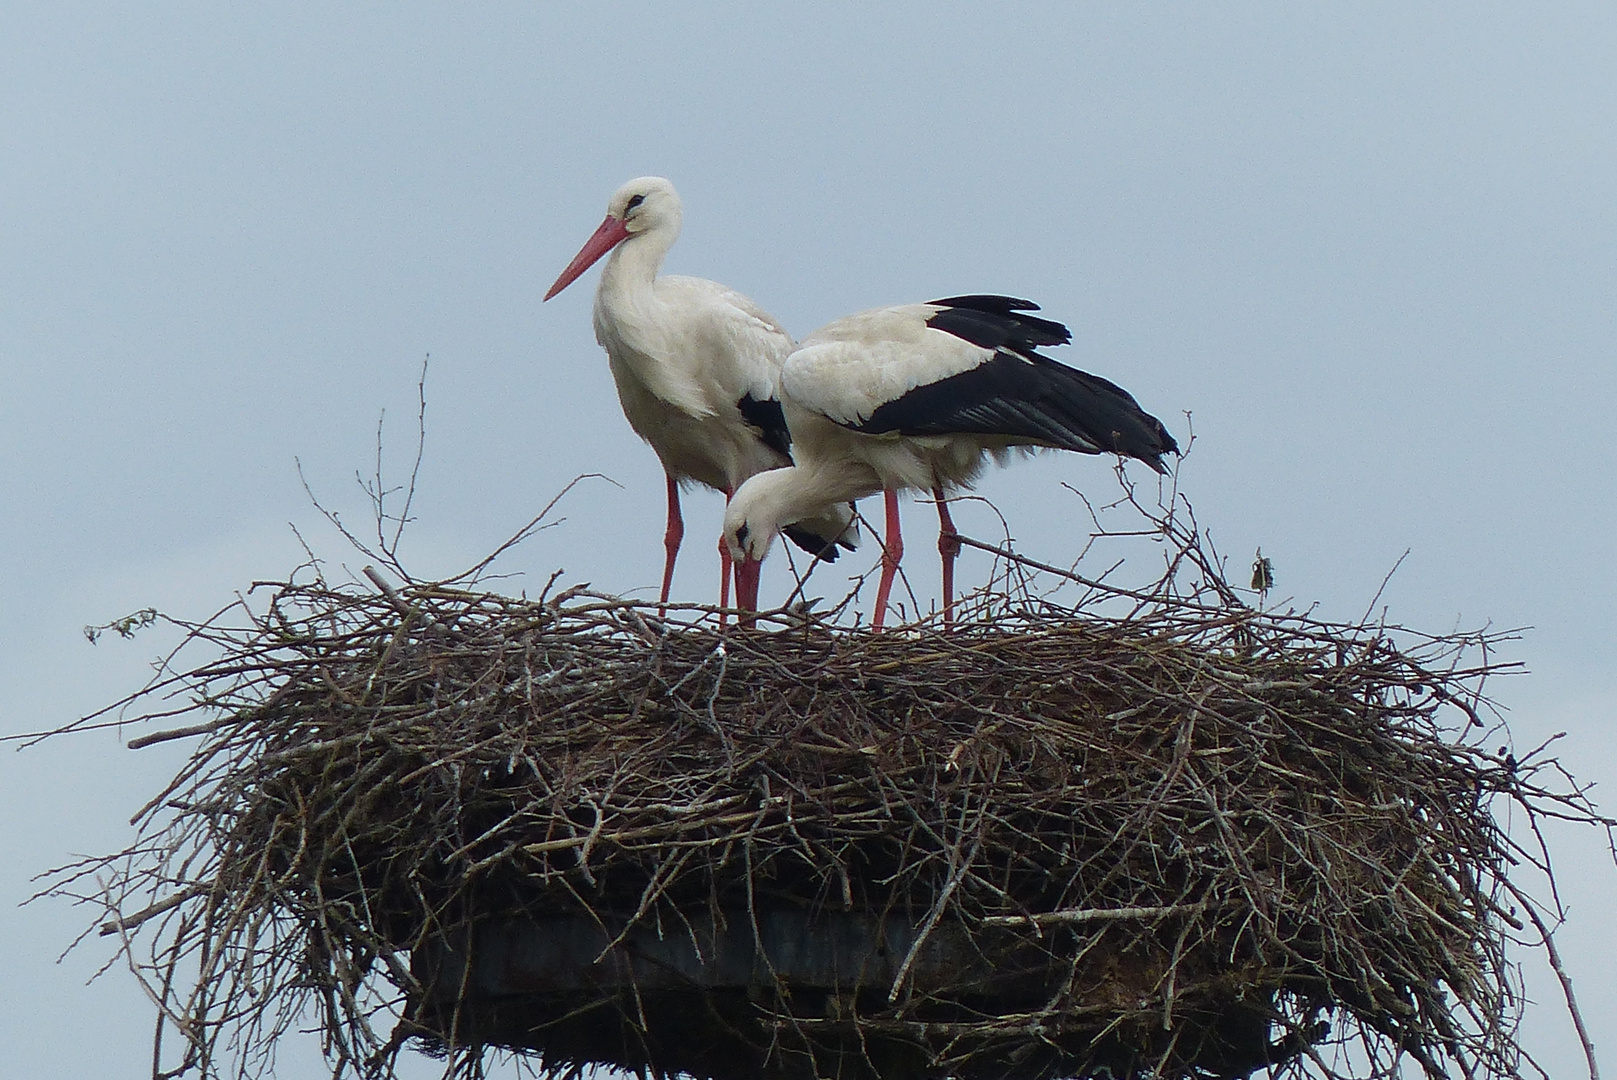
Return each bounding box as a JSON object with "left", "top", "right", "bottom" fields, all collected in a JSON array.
[
  {"left": 544, "top": 176, "right": 855, "bottom": 612},
  {"left": 723, "top": 295, "right": 1177, "bottom": 629}
]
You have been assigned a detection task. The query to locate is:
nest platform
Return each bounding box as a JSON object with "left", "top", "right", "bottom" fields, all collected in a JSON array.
[{"left": 64, "top": 568, "right": 1598, "bottom": 1080}]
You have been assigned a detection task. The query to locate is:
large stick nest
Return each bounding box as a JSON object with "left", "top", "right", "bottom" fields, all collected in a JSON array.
[{"left": 50, "top": 496, "right": 1606, "bottom": 1080}]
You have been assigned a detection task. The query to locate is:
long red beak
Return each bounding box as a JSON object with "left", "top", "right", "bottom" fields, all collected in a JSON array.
[
  {"left": 544, "top": 215, "right": 631, "bottom": 301},
  {"left": 735, "top": 558, "right": 762, "bottom": 626}
]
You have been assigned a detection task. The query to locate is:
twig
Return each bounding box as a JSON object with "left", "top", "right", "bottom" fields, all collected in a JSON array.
[
  {"left": 127, "top": 720, "right": 227, "bottom": 750},
  {"left": 981, "top": 901, "right": 1215, "bottom": 928},
  {"left": 1507, "top": 880, "right": 1600, "bottom": 1080},
  {"left": 100, "top": 887, "right": 205, "bottom": 937}
]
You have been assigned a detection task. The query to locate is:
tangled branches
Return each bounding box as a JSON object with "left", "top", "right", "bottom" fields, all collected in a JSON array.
[{"left": 43, "top": 489, "right": 1610, "bottom": 1080}]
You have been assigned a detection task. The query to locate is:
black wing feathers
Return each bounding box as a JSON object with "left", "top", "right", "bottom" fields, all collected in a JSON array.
[
  {"left": 736, "top": 392, "right": 793, "bottom": 459},
  {"left": 925, "top": 295, "right": 1071, "bottom": 352},
  {"left": 853, "top": 297, "right": 1177, "bottom": 472},
  {"left": 782, "top": 522, "right": 855, "bottom": 562},
  {"left": 855, "top": 352, "right": 1176, "bottom": 472}
]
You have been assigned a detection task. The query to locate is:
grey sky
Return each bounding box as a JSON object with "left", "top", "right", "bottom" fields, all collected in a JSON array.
[{"left": 3, "top": 3, "right": 1613, "bottom": 1076}]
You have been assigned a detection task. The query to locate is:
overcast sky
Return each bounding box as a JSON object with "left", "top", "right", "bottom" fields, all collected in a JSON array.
[{"left": 3, "top": 4, "right": 1614, "bottom": 1077}]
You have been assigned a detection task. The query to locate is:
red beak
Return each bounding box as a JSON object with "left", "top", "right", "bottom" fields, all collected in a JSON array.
[
  {"left": 735, "top": 558, "right": 762, "bottom": 627},
  {"left": 543, "top": 215, "right": 631, "bottom": 301}
]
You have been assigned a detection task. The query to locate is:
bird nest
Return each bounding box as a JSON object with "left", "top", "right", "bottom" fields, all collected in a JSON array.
[{"left": 49, "top": 497, "right": 1606, "bottom": 1080}]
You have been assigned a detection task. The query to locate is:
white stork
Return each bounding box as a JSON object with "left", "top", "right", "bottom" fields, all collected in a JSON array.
[
  {"left": 723, "top": 295, "right": 1178, "bottom": 629},
  {"left": 544, "top": 176, "right": 855, "bottom": 612}
]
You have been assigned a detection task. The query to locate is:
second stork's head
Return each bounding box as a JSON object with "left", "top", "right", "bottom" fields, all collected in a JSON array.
[
  {"left": 723, "top": 472, "right": 786, "bottom": 618},
  {"left": 544, "top": 176, "right": 683, "bottom": 301},
  {"left": 723, "top": 468, "right": 795, "bottom": 571},
  {"left": 725, "top": 469, "right": 862, "bottom": 617}
]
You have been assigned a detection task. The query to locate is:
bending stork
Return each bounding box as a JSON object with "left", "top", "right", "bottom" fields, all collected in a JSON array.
[
  {"left": 723, "top": 295, "right": 1177, "bottom": 629},
  {"left": 544, "top": 176, "right": 854, "bottom": 612}
]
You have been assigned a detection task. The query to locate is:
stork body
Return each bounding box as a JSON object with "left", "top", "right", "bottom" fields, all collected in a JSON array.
[
  {"left": 545, "top": 177, "right": 854, "bottom": 611},
  {"left": 724, "top": 295, "right": 1177, "bottom": 629}
]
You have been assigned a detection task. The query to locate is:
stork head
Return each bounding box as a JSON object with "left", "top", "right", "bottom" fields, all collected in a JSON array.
[
  {"left": 724, "top": 472, "right": 787, "bottom": 621},
  {"left": 726, "top": 467, "right": 856, "bottom": 565},
  {"left": 608, "top": 176, "right": 682, "bottom": 238},
  {"left": 544, "top": 176, "right": 683, "bottom": 301},
  {"left": 723, "top": 485, "right": 780, "bottom": 567}
]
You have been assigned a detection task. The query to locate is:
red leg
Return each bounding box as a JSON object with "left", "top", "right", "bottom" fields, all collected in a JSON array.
[
  {"left": 934, "top": 485, "right": 960, "bottom": 631},
  {"left": 872, "top": 489, "right": 903, "bottom": 631},
  {"left": 660, "top": 474, "right": 683, "bottom": 608}
]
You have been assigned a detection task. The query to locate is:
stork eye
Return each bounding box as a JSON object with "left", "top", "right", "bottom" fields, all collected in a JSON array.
[{"left": 625, "top": 194, "right": 645, "bottom": 213}]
